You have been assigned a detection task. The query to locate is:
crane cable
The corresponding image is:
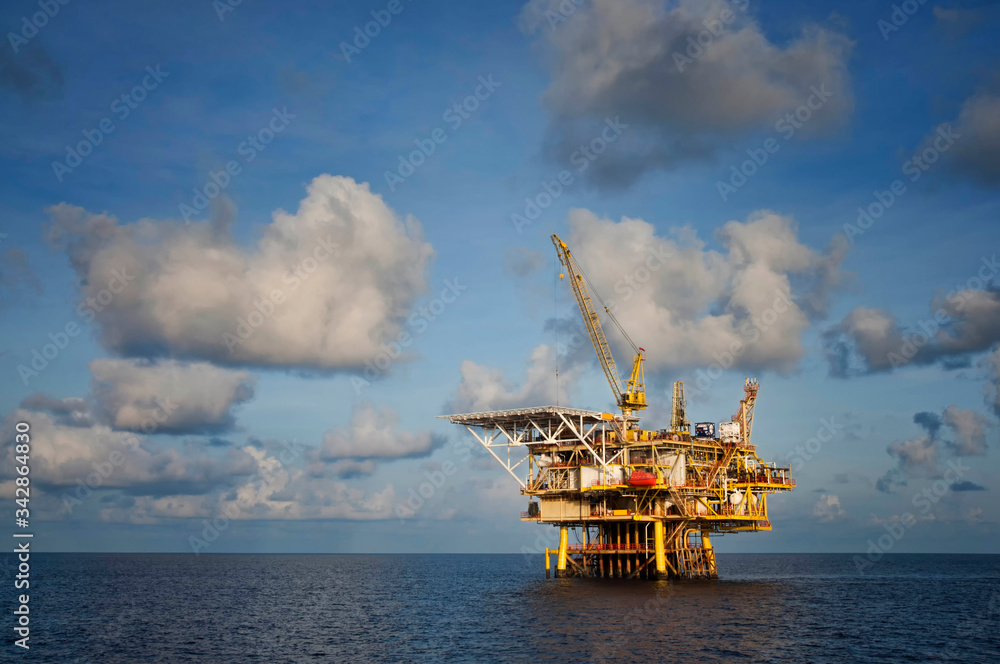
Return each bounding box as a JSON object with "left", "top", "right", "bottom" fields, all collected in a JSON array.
[
  {"left": 572, "top": 255, "right": 641, "bottom": 355},
  {"left": 554, "top": 265, "right": 559, "bottom": 407}
]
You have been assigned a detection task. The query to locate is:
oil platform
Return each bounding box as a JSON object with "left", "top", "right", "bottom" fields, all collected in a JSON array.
[{"left": 443, "top": 235, "right": 794, "bottom": 579}]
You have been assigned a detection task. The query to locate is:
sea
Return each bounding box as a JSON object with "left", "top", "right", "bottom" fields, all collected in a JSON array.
[{"left": 1, "top": 553, "right": 997, "bottom": 663}]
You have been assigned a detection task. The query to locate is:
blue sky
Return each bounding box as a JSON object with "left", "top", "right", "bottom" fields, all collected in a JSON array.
[{"left": 1, "top": 0, "right": 999, "bottom": 554}]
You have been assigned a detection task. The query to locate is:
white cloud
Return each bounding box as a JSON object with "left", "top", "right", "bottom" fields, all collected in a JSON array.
[
  {"left": 522, "top": 0, "right": 853, "bottom": 187},
  {"left": 319, "top": 402, "right": 442, "bottom": 459},
  {"left": 0, "top": 405, "right": 400, "bottom": 523},
  {"left": 563, "top": 208, "right": 846, "bottom": 373},
  {"left": 877, "top": 405, "right": 993, "bottom": 493},
  {"left": 942, "top": 405, "right": 990, "bottom": 457},
  {"left": 0, "top": 409, "right": 254, "bottom": 495},
  {"left": 90, "top": 358, "right": 255, "bottom": 433},
  {"left": 887, "top": 436, "right": 940, "bottom": 475},
  {"left": 45, "top": 175, "right": 434, "bottom": 371},
  {"left": 824, "top": 289, "right": 1000, "bottom": 375},
  {"left": 813, "top": 494, "right": 847, "bottom": 522},
  {"left": 823, "top": 307, "right": 902, "bottom": 375},
  {"left": 985, "top": 348, "right": 1000, "bottom": 417},
  {"left": 98, "top": 445, "right": 397, "bottom": 523},
  {"left": 446, "top": 343, "right": 585, "bottom": 412},
  {"left": 932, "top": 86, "right": 1000, "bottom": 186}
]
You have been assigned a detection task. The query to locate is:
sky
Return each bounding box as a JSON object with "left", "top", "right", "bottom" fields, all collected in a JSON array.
[{"left": 1, "top": 0, "right": 999, "bottom": 555}]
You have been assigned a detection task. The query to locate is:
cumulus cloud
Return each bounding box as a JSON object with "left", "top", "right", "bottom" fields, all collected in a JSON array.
[
  {"left": 20, "top": 393, "right": 92, "bottom": 426},
  {"left": 926, "top": 85, "right": 1000, "bottom": 187},
  {"left": 0, "top": 404, "right": 400, "bottom": 523},
  {"left": 521, "top": 0, "right": 854, "bottom": 187},
  {"left": 446, "top": 343, "right": 587, "bottom": 413},
  {"left": 44, "top": 175, "right": 434, "bottom": 371},
  {"left": 823, "top": 308, "right": 900, "bottom": 376},
  {"left": 942, "top": 405, "right": 990, "bottom": 457},
  {"left": 824, "top": 287, "right": 1000, "bottom": 376},
  {"left": 21, "top": 359, "right": 255, "bottom": 435},
  {"left": 98, "top": 445, "right": 397, "bottom": 524},
  {"left": 876, "top": 406, "right": 992, "bottom": 493},
  {"left": 813, "top": 494, "right": 847, "bottom": 522},
  {"left": 985, "top": 348, "right": 1000, "bottom": 417},
  {"left": 89, "top": 358, "right": 255, "bottom": 434},
  {"left": 0, "top": 409, "right": 254, "bottom": 497},
  {"left": 886, "top": 436, "right": 939, "bottom": 476},
  {"left": 562, "top": 208, "right": 846, "bottom": 373},
  {"left": 319, "top": 402, "right": 443, "bottom": 459}
]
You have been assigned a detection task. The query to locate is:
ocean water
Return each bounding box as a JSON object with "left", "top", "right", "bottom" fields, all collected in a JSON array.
[{"left": 2, "top": 553, "right": 997, "bottom": 663}]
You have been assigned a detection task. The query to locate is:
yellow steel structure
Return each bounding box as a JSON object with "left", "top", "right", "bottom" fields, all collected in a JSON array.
[
  {"left": 441, "top": 236, "right": 794, "bottom": 580},
  {"left": 443, "top": 397, "right": 795, "bottom": 579},
  {"left": 551, "top": 234, "right": 646, "bottom": 418},
  {"left": 671, "top": 381, "right": 690, "bottom": 434}
]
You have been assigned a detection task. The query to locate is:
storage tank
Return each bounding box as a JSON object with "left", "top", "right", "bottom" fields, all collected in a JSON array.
[
  {"left": 719, "top": 421, "right": 740, "bottom": 443},
  {"left": 694, "top": 422, "right": 715, "bottom": 438}
]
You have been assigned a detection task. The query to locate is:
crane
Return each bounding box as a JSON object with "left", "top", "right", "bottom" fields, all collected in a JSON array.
[{"left": 551, "top": 234, "right": 646, "bottom": 418}]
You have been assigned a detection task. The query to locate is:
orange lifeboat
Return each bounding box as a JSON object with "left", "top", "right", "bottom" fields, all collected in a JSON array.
[{"left": 628, "top": 470, "right": 656, "bottom": 486}]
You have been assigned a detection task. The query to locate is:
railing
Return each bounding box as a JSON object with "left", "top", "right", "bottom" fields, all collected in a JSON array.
[
  {"left": 589, "top": 480, "right": 625, "bottom": 487},
  {"left": 531, "top": 476, "right": 794, "bottom": 492},
  {"left": 568, "top": 542, "right": 652, "bottom": 552},
  {"left": 520, "top": 512, "right": 541, "bottom": 519},
  {"left": 732, "top": 476, "right": 795, "bottom": 486},
  {"left": 712, "top": 505, "right": 765, "bottom": 517},
  {"left": 588, "top": 479, "right": 689, "bottom": 488}
]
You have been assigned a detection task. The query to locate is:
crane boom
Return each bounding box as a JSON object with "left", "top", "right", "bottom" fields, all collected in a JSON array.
[{"left": 551, "top": 234, "right": 646, "bottom": 417}]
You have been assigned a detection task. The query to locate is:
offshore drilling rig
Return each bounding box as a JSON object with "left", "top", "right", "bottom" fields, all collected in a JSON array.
[{"left": 443, "top": 234, "right": 794, "bottom": 579}]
